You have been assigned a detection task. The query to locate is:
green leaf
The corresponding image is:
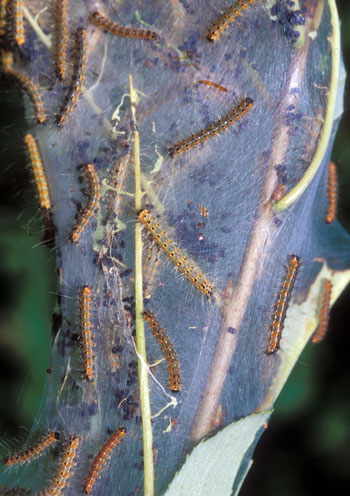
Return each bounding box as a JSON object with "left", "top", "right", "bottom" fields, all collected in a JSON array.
[{"left": 165, "top": 412, "right": 271, "bottom": 496}]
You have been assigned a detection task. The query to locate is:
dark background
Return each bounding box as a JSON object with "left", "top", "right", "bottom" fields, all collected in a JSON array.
[{"left": 0, "top": 2, "right": 349, "bottom": 494}]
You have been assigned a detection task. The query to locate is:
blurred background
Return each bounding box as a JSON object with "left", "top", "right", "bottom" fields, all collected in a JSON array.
[{"left": 0, "top": 2, "right": 349, "bottom": 494}]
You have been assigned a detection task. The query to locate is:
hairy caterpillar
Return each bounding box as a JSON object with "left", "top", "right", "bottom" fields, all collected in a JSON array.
[
  {"left": 139, "top": 209, "right": 215, "bottom": 299},
  {"left": 24, "top": 134, "right": 51, "bottom": 210},
  {"left": 90, "top": 10, "right": 159, "bottom": 41},
  {"left": 207, "top": 0, "right": 258, "bottom": 41},
  {"left": 83, "top": 428, "right": 126, "bottom": 494},
  {"left": 4, "top": 432, "right": 59, "bottom": 466},
  {"left": 143, "top": 310, "right": 181, "bottom": 392},
  {"left": 56, "top": 27, "right": 86, "bottom": 127},
  {"left": 55, "top": 0, "right": 68, "bottom": 80},
  {"left": 70, "top": 164, "right": 100, "bottom": 244},
  {"left": 1, "top": 50, "right": 13, "bottom": 71},
  {"left": 198, "top": 79, "right": 228, "bottom": 92},
  {"left": 39, "top": 436, "right": 80, "bottom": 495},
  {"left": 2, "top": 59, "right": 46, "bottom": 123},
  {"left": 78, "top": 286, "right": 94, "bottom": 381},
  {"left": 12, "top": 0, "right": 25, "bottom": 46},
  {"left": 326, "top": 161, "right": 337, "bottom": 224},
  {"left": 168, "top": 97, "right": 253, "bottom": 157},
  {"left": 267, "top": 255, "right": 300, "bottom": 354},
  {"left": 0, "top": 0, "right": 8, "bottom": 38},
  {"left": 312, "top": 279, "right": 332, "bottom": 343}
]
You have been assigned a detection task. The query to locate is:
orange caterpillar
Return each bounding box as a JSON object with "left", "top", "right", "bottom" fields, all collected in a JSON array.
[
  {"left": 312, "top": 279, "right": 332, "bottom": 344},
  {"left": 207, "top": 0, "right": 258, "bottom": 41},
  {"left": 78, "top": 286, "right": 94, "bottom": 381},
  {"left": 0, "top": 0, "right": 9, "bottom": 38},
  {"left": 83, "top": 428, "right": 126, "bottom": 494},
  {"left": 56, "top": 27, "right": 86, "bottom": 127},
  {"left": 90, "top": 10, "right": 159, "bottom": 41},
  {"left": 139, "top": 209, "right": 215, "bottom": 299},
  {"left": 55, "top": 0, "right": 68, "bottom": 80},
  {"left": 168, "top": 97, "right": 253, "bottom": 157},
  {"left": 2, "top": 59, "right": 46, "bottom": 123},
  {"left": 198, "top": 79, "right": 228, "bottom": 93},
  {"left": 267, "top": 255, "right": 300, "bottom": 354},
  {"left": 143, "top": 310, "right": 181, "bottom": 392},
  {"left": 70, "top": 164, "right": 100, "bottom": 243},
  {"left": 24, "top": 134, "right": 51, "bottom": 210},
  {"left": 1, "top": 49, "right": 14, "bottom": 71},
  {"left": 39, "top": 436, "right": 80, "bottom": 496},
  {"left": 326, "top": 161, "right": 337, "bottom": 224},
  {"left": 4, "top": 432, "right": 59, "bottom": 466},
  {"left": 12, "top": 0, "right": 25, "bottom": 45}
]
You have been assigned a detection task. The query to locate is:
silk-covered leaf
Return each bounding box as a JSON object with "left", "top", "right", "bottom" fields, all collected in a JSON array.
[{"left": 0, "top": 1, "right": 349, "bottom": 495}]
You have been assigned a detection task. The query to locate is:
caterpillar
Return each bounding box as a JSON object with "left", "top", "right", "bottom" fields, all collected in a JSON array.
[
  {"left": 198, "top": 79, "right": 228, "bottom": 92},
  {"left": 55, "top": 0, "right": 68, "bottom": 80},
  {"left": 39, "top": 436, "right": 80, "bottom": 496},
  {"left": 70, "top": 164, "right": 100, "bottom": 244},
  {"left": 267, "top": 255, "right": 300, "bottom": 354},
  {"left": 1, "top": 49, "right": 14, "bottom": 71},
  {"left": 24, "top": 134, "right": 51, "bottom": 210},
  {"left": 78, "top": 286, "right": 94, "bottom": 381},
  {"left": 312, "top": 279, "right": 332, "bottom": 344},
  {"left": 207, "top": 0, "right": 258, "bottom": 41},
  {"left": 12, "top": 0, "right": 25, "bottom": 45},
  {"left": 56, "top": 27, "right": 86, "bottom": 127},
  {"left": 83, "top": 428, "right": 126, "bottom": 494},
  {"left": 143, "top": 310, "right": 181, "bottom": 392},
  {"left": 90, "top": 10, "right": 159, "bottom": 41},
  {"left": 4, "top": 432, "right": 59, "bottom": 466},
  {"left": 168, "top": 97, "right": 253, "bottom": 157},
  {"left": 139, "top": 209, "right": 215, "bottom": 299},
  {"left": 2, "top": 62, "right": 46, "bottom": 123},
  {"left": 326, "top": 161, "right": 337, "bottom": 224},
  {"left": 0, "top": 0, "right": 8, "bottom": 38}
]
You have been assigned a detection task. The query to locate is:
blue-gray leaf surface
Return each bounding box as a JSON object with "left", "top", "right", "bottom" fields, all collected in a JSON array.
[{"left": 0, "top": 1, "right": 349, "bottom": 495}]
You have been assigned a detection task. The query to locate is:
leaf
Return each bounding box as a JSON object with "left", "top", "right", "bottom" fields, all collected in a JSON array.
[
  {"left": 259, "top": 265, "right": 350, "bottom": 411},
  {"left": 1, "top": 1, "right": 349, "bottom": 495},
  {"left": 165, "top": 412, "right": 271, "bottom": 496}
]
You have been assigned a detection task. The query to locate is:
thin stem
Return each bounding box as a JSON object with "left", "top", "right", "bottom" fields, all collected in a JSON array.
[
  {"left": 131, "top": 74, "right": 154, "bottom": 496},
  {"left": 23, "top": 6, "right": 51, "bottom": 48}
]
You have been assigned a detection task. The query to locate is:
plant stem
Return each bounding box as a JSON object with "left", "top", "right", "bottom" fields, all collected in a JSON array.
[{"left": 131, "top": 74, "right": 154, "bottom": 496}]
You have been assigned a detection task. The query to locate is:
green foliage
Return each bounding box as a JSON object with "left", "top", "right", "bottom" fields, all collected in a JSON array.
[{"left": 165, "top": 412, "right": 271, "bottom": 496}]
